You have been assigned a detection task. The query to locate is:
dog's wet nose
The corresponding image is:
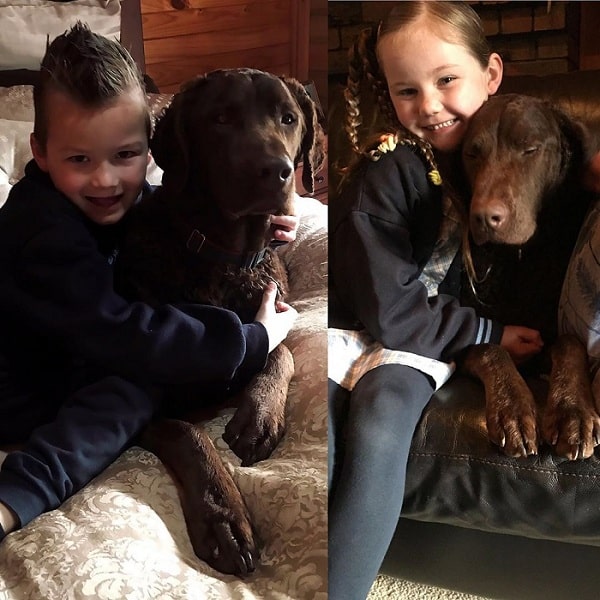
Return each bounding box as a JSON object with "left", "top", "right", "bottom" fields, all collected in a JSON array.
[
  {"left": 471, "top": 199, "right": 509, "bottom": 232},
  {"left": 259, "top": 157, "right": 293, "bottom": 184}
]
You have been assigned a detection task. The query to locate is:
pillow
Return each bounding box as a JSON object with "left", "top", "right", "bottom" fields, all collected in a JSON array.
[
  {"left": 0, "top": 0, "right": 120, "bottom": 71},
  {"left": 558, "top": 201, "right": 600, "bottom": 400},
  {"left": 0, "top": 84, "right": 34, "bottom": 121},
  {"left": 0, "top": 117, "right": 34, "bottom": 206}
]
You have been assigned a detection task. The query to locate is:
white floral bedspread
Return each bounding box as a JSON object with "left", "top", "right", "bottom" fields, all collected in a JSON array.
[{"left": 0, "top": 85, "right": 328, "bottom": 599}]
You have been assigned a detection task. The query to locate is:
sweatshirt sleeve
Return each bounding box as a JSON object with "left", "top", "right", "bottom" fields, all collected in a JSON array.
[
  {"left": 5, "top": 218, "right": 268, "bottom": 385},
  {"left": 330, "top": 147, "right": 502, "bottom": 363}
]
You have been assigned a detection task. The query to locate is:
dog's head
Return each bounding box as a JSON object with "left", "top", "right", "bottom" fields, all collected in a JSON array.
[
  {"left": 151, "top": 68, "right": 325, "bottom": 219},
  {"left": 462, "top": 93, "right": 591, "bottom": 246}
]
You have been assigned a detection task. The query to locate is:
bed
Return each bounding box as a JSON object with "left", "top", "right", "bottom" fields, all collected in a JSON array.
[{"left": 0, "top": 2, "right": 328, "bottom": 598}]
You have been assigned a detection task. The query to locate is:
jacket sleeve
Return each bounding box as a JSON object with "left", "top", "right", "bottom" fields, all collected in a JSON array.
[
  {"left": 6, "top": 219, "right": 268, "bottom": 385},
  {"left": 330, "top": 147, "right": 502, "bottom": 363}
]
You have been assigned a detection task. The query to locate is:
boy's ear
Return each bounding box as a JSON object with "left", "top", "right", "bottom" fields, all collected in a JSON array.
[
  {"left": 486, "top": 52, "right": 503, "bottom": 95},
  {"left": 30, "top": 133, "right": 48, "bottom": 172}
]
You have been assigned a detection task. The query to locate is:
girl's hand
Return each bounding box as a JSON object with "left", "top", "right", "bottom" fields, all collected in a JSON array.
[
  {"left": 500, "top": 325, "right": 544, "bottom": 364},
  {"left": 583, "top": 151, "right": 600, "bottom": 193},
  {"left": 254, "top": 282, "right": 298, "bottom": 352}
]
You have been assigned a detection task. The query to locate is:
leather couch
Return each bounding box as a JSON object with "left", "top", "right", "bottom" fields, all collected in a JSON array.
[{"left": 328, "top": 70, "right": 600, "bottom": 600}]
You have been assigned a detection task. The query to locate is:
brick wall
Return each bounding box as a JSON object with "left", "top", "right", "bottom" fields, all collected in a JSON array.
[{"left": 329, "top": 1, "right": 583, "bottom": 81}]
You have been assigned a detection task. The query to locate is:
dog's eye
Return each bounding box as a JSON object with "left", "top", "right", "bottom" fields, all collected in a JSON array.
[
  {"left": 463, "top": 142, "right": 483, "bottom": 161},
  {"left": 522, "top": 146, "right": 539, "bottom": 155},
  {"left": 282, "top": 113, "right": 296, "bottom": 125},
  {"left": 215, "top": 113, "right": 231, "bottom": 125},
  {"left": 463, "top": 148, "right": 480, "bottom": 160}
]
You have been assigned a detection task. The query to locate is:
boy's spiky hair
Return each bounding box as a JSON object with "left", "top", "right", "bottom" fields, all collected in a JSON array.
[{"left": 33, "top": 21, "right": 150, "bottom": 147}]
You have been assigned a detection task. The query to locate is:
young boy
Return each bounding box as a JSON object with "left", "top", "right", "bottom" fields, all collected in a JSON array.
[{"left": 0, "top": 23, "right": 297, "bottom": 537}]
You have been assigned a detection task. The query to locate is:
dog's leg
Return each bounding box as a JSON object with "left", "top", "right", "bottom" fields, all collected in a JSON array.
[
  {"left": 141, "top": 419, "right": 257, "bottom": 575},
  {"left": 462, "top": 344, "right": 538, "bottom": 457},
  {"left": 543, "top": 334, "right": 600, "bottom": 460},
  {"left": 223, "top": 343, "right": 294, "bottom": 466}
]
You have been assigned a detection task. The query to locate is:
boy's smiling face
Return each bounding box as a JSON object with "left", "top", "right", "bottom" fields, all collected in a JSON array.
[{"left": 31, "top": 88, "right": 150, "bottom": 225}]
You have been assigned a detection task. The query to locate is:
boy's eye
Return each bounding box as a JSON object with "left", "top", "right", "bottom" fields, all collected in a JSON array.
[
  {"left": 117, "top": 150, "right": 139, "bottom": 160},
  {"left": 67, "top": 155, "right": 89, "bottom": 164}
]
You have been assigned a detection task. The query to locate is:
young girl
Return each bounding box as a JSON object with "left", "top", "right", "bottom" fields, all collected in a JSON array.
[{"left": 328, "top": 3, "right": 544, "bottom": 599}]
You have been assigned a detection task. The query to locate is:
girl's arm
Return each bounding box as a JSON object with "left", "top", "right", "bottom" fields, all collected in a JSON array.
[{"left": 330, "top": 147, "right": 503, "bottom": 363}]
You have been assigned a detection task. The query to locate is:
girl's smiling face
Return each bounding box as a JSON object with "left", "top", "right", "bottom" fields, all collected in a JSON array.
[
  {"left": 31, "top": 88, "right": 151, "bottom": 226},
  {"left": 379, "top": 22, "right": 502, "bottom": 153}
]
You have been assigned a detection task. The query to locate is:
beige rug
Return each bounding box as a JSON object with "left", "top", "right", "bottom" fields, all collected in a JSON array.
[{"left": 368, "top": 574, "right": 491, "bottom": 600}]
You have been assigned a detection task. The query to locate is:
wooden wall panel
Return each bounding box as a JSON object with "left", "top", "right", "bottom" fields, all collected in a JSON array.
[
  {"left": 308, "top": 0, "right": 327, "bottom": 111},
  {"left": 146, "top": 46, "right": 290, "bottom": 92},
  {"left": 141, "top": 0, "right": 310, "bottom": 93},
  {"left": 142, "top": 2, "right": 289, "bottom": 40}
]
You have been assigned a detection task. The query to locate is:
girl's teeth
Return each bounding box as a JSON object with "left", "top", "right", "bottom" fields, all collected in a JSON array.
[{"left": 429, "top": 119, "right": 455, "bottom": 130}]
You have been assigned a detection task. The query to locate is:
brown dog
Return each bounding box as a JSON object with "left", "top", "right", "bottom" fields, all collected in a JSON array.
[
  {"left": 459, "top": 93, "right": 600, "bottom": 460},
  {"left": 115, "top": 68, "right": 325, "bottom": 575}
]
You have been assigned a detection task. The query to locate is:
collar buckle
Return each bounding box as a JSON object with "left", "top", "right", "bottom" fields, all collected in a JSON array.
[{"left": 186, "top": 229, "right": 206, "bottom": 253}]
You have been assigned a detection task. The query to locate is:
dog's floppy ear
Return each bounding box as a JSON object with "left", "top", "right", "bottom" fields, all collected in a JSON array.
[
  {"left": 551, "top": 102, "right": 594, "bottom": 176},
  {"left": 151, "top": 75, "right": 207, "bottom": 195},
  {"left": 281, "top": 76, "right": 326, "bottom": 194}
]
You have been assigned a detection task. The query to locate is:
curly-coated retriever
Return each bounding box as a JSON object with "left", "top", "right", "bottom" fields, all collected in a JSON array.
[
  {"left": 116, "top": 68, "right": 325, "bottom": 575},
  {"left": 460, "top": 93, "right": 600, "bottom": 460}
]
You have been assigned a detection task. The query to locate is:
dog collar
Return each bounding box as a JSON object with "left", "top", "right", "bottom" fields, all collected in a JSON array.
[{"left": 186, "top": 229, "right": 270, "bottom": 269}]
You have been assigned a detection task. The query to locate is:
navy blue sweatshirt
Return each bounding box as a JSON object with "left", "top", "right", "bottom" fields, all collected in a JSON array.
[
  {"left": 0, "top": 161, "right": 269, "bottom": 406},
  {"left": 329, "top": 145, "right": 503, "bottom": 364}
]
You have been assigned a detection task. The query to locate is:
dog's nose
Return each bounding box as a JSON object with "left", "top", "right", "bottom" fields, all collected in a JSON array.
[
  {"left": 258, "top": 157, "right": 293, "bottom": 184},
  {"left": 470, "top": 199, "right": 509, "bottom": 232}
]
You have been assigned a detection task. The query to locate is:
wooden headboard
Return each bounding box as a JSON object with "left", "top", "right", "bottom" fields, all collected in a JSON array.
[{"left": 0, "top": 0, "right": 148, "bottom": 87}]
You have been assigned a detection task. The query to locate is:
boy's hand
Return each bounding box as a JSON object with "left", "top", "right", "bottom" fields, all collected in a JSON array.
[
  {"left": 267, "top": 193, "right": 300, "bottom": 244},
  {"left": 500, "top": 325, "right": 544, "bottom": 364},
  {"left": 269, "top": 214, "right": 299, "bottom": 244},
  {"left": 254, "top": 283, "right": 297, "bottom": 352}
]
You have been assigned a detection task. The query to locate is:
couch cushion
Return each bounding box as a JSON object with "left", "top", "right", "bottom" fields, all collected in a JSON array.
[{"left": 403, "top": 375, "right": 600, "bottom": 546}]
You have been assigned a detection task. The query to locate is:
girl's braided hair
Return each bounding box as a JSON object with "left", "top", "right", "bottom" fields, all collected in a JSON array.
[{"left": 342, "top": 13, "right": 440, "bottom": 188}]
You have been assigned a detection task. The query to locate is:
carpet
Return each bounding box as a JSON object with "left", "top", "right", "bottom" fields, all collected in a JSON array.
[{"left": 368, "top": 574, "right": 491, "bottom": 600}]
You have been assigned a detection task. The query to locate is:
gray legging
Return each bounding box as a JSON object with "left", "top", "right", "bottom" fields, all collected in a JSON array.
[{"left": 328, "top": 364, "right": 434, "bottom": 600}]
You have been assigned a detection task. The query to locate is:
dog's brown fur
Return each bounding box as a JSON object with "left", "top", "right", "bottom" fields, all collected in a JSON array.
[
  {"left": 116, "top": 68, "right": 325, "bottom": 575},
  {"left": 459, "top": 94, "right": 600, "bottom": 460}
]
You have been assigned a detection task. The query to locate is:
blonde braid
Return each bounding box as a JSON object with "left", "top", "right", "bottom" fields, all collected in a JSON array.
[
  {"left": 342, "top": 24, "right": 442, "bottom": 187},
  {"left": 343, "top": 27, "right": 374, "bottom": 155}
]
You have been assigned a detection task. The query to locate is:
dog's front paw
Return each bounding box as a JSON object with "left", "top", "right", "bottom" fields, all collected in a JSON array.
[
  {"left": 223, "top": 388, "right": 286, "bottom": 466},
  {"left": 545, "top": 335, "right": 600, "bottom": 460},
  {"left": 183, "top": 470, "right": 258, "bottom": 576},
  {"left": 542, "top": 402, "right": 600, "bottom": 460},
  {"left": 223, "top": 344, "right": 293, "bottom": 465},
  {"left": 486, "top": 382, "right": 538, "bottom": 457}
]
